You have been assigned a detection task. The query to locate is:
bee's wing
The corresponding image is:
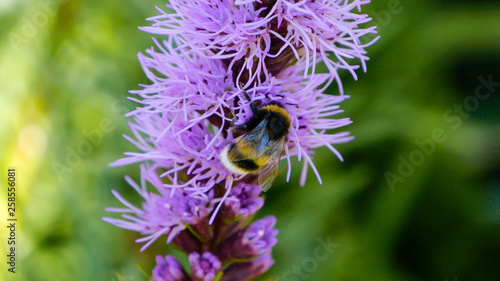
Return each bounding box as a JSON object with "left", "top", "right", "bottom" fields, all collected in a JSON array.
[
  {"left": 229, "top": 118, "right": 270, "bottom": 161},
  {"left": 258, "top": 137, "right": 286, "bottom": 192}
]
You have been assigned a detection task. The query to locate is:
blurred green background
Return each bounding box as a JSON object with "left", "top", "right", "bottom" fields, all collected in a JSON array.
[{"left": 1, "top": 0, "right": 499, "bottom": 280}]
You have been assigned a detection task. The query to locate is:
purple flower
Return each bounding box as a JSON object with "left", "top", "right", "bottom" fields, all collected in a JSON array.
[
  {"left": 109, "top": 0, "right": 377, "bottom": 196},
  {"left": 221, "top": 182, "right": 264, "bottom": 220},
  {"left": 110, "top": 38, "right": 235, "bottom": 197},
  {"left": 104, "top": 165, "right": 278, "bottom": 280},
  {"left": 103, "top": 165, "right": 214, "bottom": 251},
  {"left": 152, "top": 255, "right": 189, "bottom": 281},
  {"left": 105, "top": 0, "right": 378, "bottom": 280},
  {"left": 221, "top": 254, "right": 275, "bottom": 281},
  {"left": 142, "top": 0, "right": 378, "bottom": 92},
  {"left": 189, "top": 252, "right": 222, "bottom": 281},
  {"left": 218, "top": 216, "right": 278, "bottom": 260},
  {"left": 110, "top": 41, "right": 354, "bottom": 197}
]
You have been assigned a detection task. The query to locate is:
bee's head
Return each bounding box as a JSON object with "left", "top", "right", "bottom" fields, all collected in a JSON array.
[
  {"left": 261, "top": 103, "right": 291, "bottom": 140},
  {"left": 269, "top": 115, "right": 287, "bottom": 134}
]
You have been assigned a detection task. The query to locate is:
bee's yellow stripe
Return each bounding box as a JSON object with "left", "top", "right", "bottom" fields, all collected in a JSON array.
[{"left": 261, "top": 104, "right": 291, "bottom": 124}]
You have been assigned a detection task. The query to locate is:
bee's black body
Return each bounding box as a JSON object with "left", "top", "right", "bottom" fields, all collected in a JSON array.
[
  {"left": 235, "top": 102, "right": 290, "bottom": 140},
  {"left": 220, "top": 98, "right": 291, "bottom": 191}
]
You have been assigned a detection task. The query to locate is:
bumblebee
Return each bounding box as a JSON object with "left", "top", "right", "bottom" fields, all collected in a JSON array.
[{"left": 220, "top": 94, "right": 291, "bottom": 191}]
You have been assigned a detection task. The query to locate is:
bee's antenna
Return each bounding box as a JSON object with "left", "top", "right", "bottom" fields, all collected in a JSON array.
[
  {"left": 241, "top": 89, "right": 251, "bottom": 102},
  {"left": 241, "top": 87, "right": 258, "bottom": 115}
]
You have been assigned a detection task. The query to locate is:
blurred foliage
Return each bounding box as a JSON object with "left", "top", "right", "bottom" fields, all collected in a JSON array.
[{"left": 1, "top": 0, "right": 499, "bottom": 281}]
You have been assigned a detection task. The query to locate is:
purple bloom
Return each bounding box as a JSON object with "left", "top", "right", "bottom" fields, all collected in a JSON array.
[
  {"left": 109, "top": 0, "right": 378, "bottom": 196},
  {"left": 110, "top": 38, "right": 234, "bottom": 196},
  {"left": 221, "top": 254, "right": 275, "bottom": 281},
  {"left": 221, "top": 182, "right": 264, "bottom": 220},
  {"left": 152, "top": 255, "right": 189, "bottom": 281},
  {"left": 189, "top": 252, "right": 222, "bottom": 281},
  {"left": 143, "top": 0, "right": 378, "bottom": 92},
  {"left": 110, "top": 41, "right": 354, "bottom": 196},
  {"left": 104, "top": 165, "right": 278, "bottom": 280},
  {"left": 218, "top": 216, "right": 278, "bottom": 260},
  {"left": 105, "top": 0, "right": 378, "bottom": 280},
  {"left": 103, "top": 165, "right": 214, "bottom": 251}
]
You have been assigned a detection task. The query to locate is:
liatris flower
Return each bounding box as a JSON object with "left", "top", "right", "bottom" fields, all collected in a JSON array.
[
  {"left": 189, "top": 252, "right": 222, "bottom": 281},
  {"left": 220, "top": 182, "right": 264, "bottom": 220},
  {"left": 104, "top": 165, "right": 214, "bottom": 251},
  {"left": 105, "top": 0, "right": 377, "bottom": 280},
  {"left": 152, "top": 255, "right": 189, "bottom": 281},
  {"left": 218, "top": 216, "right": 278, "bottom": 260},
  {"left": 143, "top": 0, "right": 378, "bottom": 93},
  {"left": 104, "top": 164, "right": 278, "bottom": 280},
  {"left": 110, "top": 38, "right": 353, "bottom": 196}
]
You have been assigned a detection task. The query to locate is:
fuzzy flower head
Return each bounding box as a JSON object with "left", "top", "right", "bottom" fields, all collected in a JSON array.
[
  {"left": 108, "top": 0, "right": 379, "bottom": 200},
  {"left": 221, "top": 182, "right": 264, "bottom": 219},
  {"left": 106, "top": 0, "right": 378, "bottom": 279},
  {"left": 152, "top": 255, "right": 189, "bottom": 281},
  {"left": 189, "top": 252, "right": 222, "bottom": 281},
  {"left": 103, "top": 165, "right": 214, "bottom": 251},
  {"left": 218, "top": 216, "right": 278, "bottom": 260},
  {"left": 143, "top": 0, "right": 378, "bottom": 92},
  {"left": 111, "top": 39, "right": 354, "bottom": 202},
  {"left": 111, "top": 36, "right": 236, "bottom": 196}
]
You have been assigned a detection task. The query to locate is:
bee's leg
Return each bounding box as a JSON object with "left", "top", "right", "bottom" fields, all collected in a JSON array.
[
  {"left": 239, "top": 85, "right": 258, "bottom": 115},
  {"left": 231, "top": 123, "right": 248, "bottom": 135},
  {"left": 230, "top": 116, "right": 238, "bottom": 127},
  {"left": 230, "top": 115, "right": 248, "bottom": 130},
  {"left": 230, "top": 118, "right": 249, "bottom": 137}
]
